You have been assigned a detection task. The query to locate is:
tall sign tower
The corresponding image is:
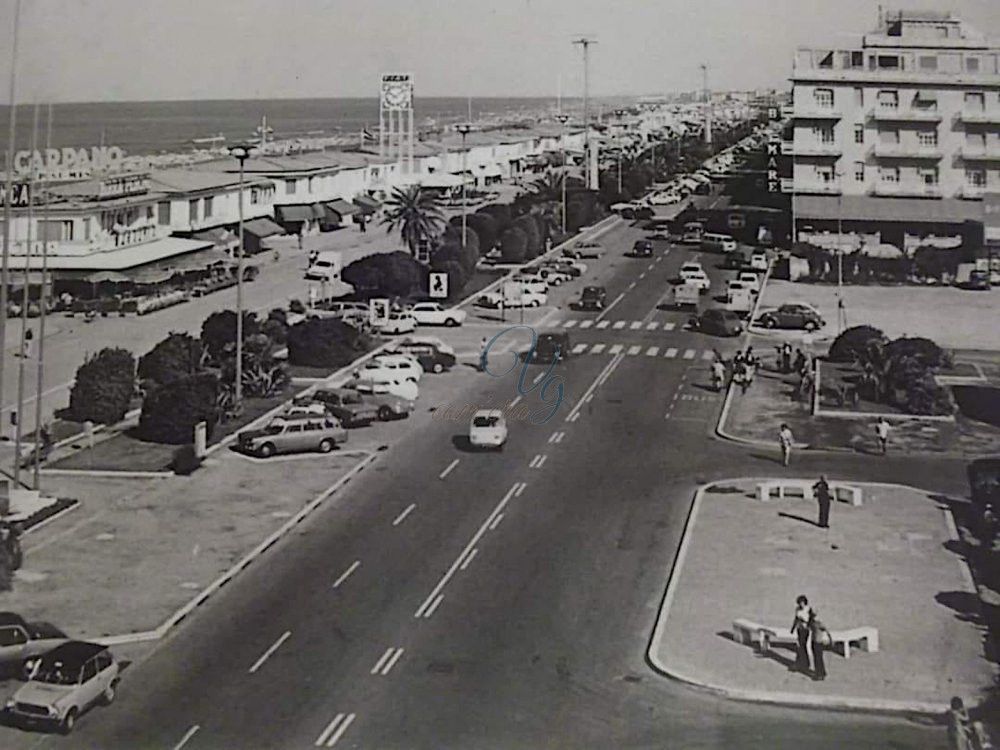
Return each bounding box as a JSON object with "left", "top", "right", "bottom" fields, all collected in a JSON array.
[{"left": 380, "top": 73, "right": 415, "bottom": 177}]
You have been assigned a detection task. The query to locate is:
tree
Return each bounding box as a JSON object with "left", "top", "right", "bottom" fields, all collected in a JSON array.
[
  {"left": 138, "top": 372, "right": 220, "bottom": 445},
  {"left": 200, "top": 310, "right": 260, "bottom": 364},
  {"left": 138, "top": 333, "right": 206, "bottom": 389},
  {"left": 566, "top": 199, "right": 591, "bottom": 232},
  {"left": 442, "top": 224, "right": 481, "bottom": 273},
  {"left": 381, "top": 185, "right": 446, "bottom": 256},
  {"left": 466, "top": 213, "right": 499, "bottom": 254},
  {"left": 342, "top": 251, "right": 429, "bottom": 299},
  {"left": 514, "top": 215, "right": 541, "bottom": 259},
  {"left": 68, "top": 348, "right": 136, "bottom": 424},
  {"left": 885, "top": 337, "right": 951, "bottom": 370},
  {"left": 477, "top": 203, "right": 512, "bottom": 234},
  {"left": 827, "top": 325, "right": 887, "bottom": 363},
  {"left": 500, "top": 226, "right": 528, "bottom": 263},
  {"left": 527, "top": 172, "right": 565, "bottom": 203},
  {"left": 239, "top": 333, "right": 289, "bottom": 398},
  {"left": 286, "top": 318, "right": 369, "bottom": 368}
]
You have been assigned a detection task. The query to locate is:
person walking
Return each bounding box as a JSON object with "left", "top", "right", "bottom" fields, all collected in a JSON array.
[
  {"left": 781, "top": 342, "right": 792, "bottom": 373},
  {"left": 480, "top": 336, "right": 489, "bottom": 372},
  {"left": 779, "top": 423, "right": 794, "bottom": 466},
  {"left": 946, "top": 696, "right": 973, "bottom": 750},
  {"left": 21, "top": 328, "right": 34, "bottom": 359},
  {"left": 793, "top": 348, "right": 807, "bottom": 375},
  {"left": 813, "top": 475, "right": 832, "bottom": 529},
  {"left": 875, "top": 417, "right": 891, "bottom": 455},
  {"left": 808, "top": 607, "right": 828, "bottom": 681},
  {"left": 790, "top": 595, "right": 813, "bottom": 674},
  {"left": 734, "top": 361, "right": 748, "bottom": 395},
  {"left": 711, "top": 360, "right": 726, "bottom": 392}
]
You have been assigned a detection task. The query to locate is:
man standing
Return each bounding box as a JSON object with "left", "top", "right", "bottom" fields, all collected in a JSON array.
[
  {"left": 779, "top": 423, "right": 794, "bottom": 466},
  {"left": 875, "top": 417, "right": 891, "bottom": 455},
  {"left": 813, "top": 475, "right": 832, "bottom": 529}
]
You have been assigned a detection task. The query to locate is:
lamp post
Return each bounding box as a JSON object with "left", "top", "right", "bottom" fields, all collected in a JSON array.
[
  {"left": 555, "top": 114, "right": 570, "bottom": 234},
  {"left": 456, "top": 123, "right": 472, "bottom": 248},
  {"left": 225, "top": 143, "right": 257, "bottom": 411},
  {"left": 614, "top": 109, "right": 625, "bottom": 194}
]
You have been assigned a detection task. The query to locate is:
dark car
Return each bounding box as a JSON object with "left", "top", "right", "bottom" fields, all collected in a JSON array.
[
  {"left": 296, "top": 387, "right": 379, "bottom": 427},
  {"left": 563, "top": 242, "right": 604, "bottom": 260},
  {"left": 391, "top": 342, "right": 457, "bottom": 374},
  {"left": 531, "top": 332, "right": 571, "bottom": 364},
  {"left": 0, "top": 612, "right": 68, "bottom": 678},
  {"left": 968, "top": 458, "right": 1000, "bottom": 540},
  {"left": 631, "top": 240, "right": 654, "bottom": 258},
  {"left": 689, "top": 308, "right": 744, "bottom": 337},
  {"left": 757, "top": 303, "right": 825, "bottom": 331},
  {"left": 579, "top": 285, "right": 608, "bottom": 311}
]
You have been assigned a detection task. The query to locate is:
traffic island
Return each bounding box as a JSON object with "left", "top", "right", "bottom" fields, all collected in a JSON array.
[{"left": 648, "top": 479, "right": 996, "bottom": 714}]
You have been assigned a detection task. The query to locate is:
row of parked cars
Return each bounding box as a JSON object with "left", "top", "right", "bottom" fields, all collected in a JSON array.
[
  {"left": 474, "top": 250, "right": 591, "bottom": 310},
  {"left": 308, "top": 300, "right": 469, "bottom": 336}
]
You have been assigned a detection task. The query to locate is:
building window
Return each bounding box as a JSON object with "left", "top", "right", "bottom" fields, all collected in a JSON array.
[
  {"left": 880, "top": 167, "right": 900, "bottom": 183},
  {"left": 877, "top": 55, "right": 900, "bottom": 70},
  {"left": 854, "top": 87, "right": 863, "bottom": 107},
  {"left": 854, "top": 161, "right": 865, "bottom": 181},
  {"left": 965, "top": 92, "right": 985, "bottom": 112},
  {"left": 814, "top": 88, "right": 834, "bottom": 109},
  {"left": 813, "top": 125, "right": 835, "bottom": 144},
  {"left": 188, "top": 199, "right": 199, "bottom": 223},
  {"left": 853, "top": 124, "right": 864, "bottom": 143},
  {"left": 250, "top": 187, "right": 260, "bottom": 205},
  {"left": 850, "top": 51, "right": 863, "bottom": 68},
  {"left": 877, "top": 90, "right": 899, "bottom": 110},
  {"left": 913, "top": 92, "right": 938, "bottom": 112},
  {"left": 966, "top": 56, "right": 981, "bottom": 73},
  {"left": 966, "top": 131, "right": 986, "bottom": 149},
  {"left": 919, "top": 168, "right": 939, "bottom": 186},
  {"left": 203, "top": 197, "right": 213, "bottom": 218},
  {"left": 285, "top": 179, "right": 296, "bottom": 195},
  {"left": 146, "top": 206, "right": 154, "bottom": 221},
  {"left": 37, "top": 220, "right": 71, "bottom": 242},
  {"left": 158, "top": 201, "right": 170, "bottom": 225},
  {"left": 966, "top": 168, "right": 986, "bottom": 187},
  {"left": 918, "top": 55, "right": 938, "bottom": 71},
  {"left": 917, "top": 130, "right": 938, "bottom": 148},
  {"left": 815, "top": 165, "right": 834, "bottom": 183}
]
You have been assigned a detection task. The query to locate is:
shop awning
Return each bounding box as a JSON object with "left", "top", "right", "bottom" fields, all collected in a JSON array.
[
  {"left": 243, "top": 217, "right": 285, "bottom": 238},
  {"left": 4, "top": 236, "right": 214, "bottom": 271},
  {"left": 191, "top": 227, "right": 238, "bottom": 252},
  {"left": 354, "top": 195, "right": 381, "bottom": 213},
  {"left": 85, "top": 270, "right": 131, "bottom": 284},
  {"left": 794, "top": 194, "right": 984, "bottom": 223},
  {"left": 120, "top": 265, "right": 178, "bottom": 285},
  {"left": 170, "top": 247, "right": 234, "bottom": 272},
  {"left": 325, "top": 199, "right": 359, "bottom": 216},
  {"left": 473, "top": 164, "right": 503, "bottom": 178},
  {"left": 275, "top": 204, "right": 322, "bottom": 223}
]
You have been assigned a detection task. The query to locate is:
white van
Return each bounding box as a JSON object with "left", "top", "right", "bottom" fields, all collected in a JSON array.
[
  {"left": 702, "top": 233, "right": 738, "bottom": 253},
  {"left": 305, "top": 250, "right": 342, "bottom": 282}
]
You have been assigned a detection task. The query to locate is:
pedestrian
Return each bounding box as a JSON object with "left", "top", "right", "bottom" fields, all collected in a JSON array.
[
  {"left": 793, "top": 348, "right": 807, "bottom": 375},
  {"left": 813, "top": 474, "right": 832, "bottom": 529},
  {"left": 781, "top": 342, "right": 792, "bottom": 373},
  {"left": 875, "top": 417, "right": 891, "bottom": 454},
  {"left": 711, "top": 360, "right": 726, "bottom": 392},
  {"left": 734, "top": 361, "right": 748, "bottom": 394},
  {"left": 480, "top": 336, "right": 489, "bottom": 371},
  {"left": 808, "top": 607, "right": 829, "bottom": 681},
  {"left": 297, "top": 232, "right": 304, "bottom": 253},
  {"left": 21, "top": 329, "right": 34, "bottom": 359},
  {"left": 779, "top": 423, "right": 794, "bottom": 465},
  {"left": 789, "top": 595, "right": 812, "bottom": 674},
  {"left": 946, "top": 696, "right": 973, "bottom": 750}
]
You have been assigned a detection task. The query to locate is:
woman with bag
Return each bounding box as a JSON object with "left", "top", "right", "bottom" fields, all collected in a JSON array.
[{"left": 809, "top": 608, "right": 830, "bottom": 681}]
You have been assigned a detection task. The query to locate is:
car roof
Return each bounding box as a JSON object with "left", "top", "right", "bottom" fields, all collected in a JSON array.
[
  {"left": 41, "top": 641, "right": 108, "bottom": 667},
  {"left": 0, "top": 611, "right": 28, "bottom": 628},
  {"left": 583, "top": 285, "right": 605, "bottom": 292},
  {"left": 473, "top": 409, "right": 502, "bottom": 419}
]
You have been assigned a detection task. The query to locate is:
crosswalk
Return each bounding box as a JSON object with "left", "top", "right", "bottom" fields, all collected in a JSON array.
[
  {"left": 564, "top": 343, "right": 718, "bottom": 360},
  {"left": 562, "top": 319, "right": 678, "bottom": 331}
]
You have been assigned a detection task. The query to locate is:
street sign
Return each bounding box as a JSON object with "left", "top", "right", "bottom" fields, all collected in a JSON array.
[
  {"left": 369, "top": 298, "right": 390, "bottom": 326},
  {"left": 429, "top": 272, "right": 448, "bottom": 299},
  {"left": 0, "top": 182, "right": 30, "bottom": 208}
]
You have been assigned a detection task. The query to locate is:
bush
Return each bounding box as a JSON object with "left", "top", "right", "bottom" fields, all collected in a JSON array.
[
  {"left": 477, "top": 204, "right": 512, "bottom": 233},
  {"left": 566, "top": 200, "right": 590, "bottom": 232},
  {"left": 138, "top": 333, "right": 205, "bottom": 388},
  {"left": 828, "top": 325, "right": 887, "bottom": 363},
  {"left": 201, "top": 310, "right": 259, "bottom": 363},
  {"left": 466, "top": 213, "right": 499, "bottom": 254},
  {"left": 431, "top": 242, "right": 471, "bottom": 296},
  {"left": 899, "top": 370, "right": 955, "bottom": 416},
  {"left": 342, "top": 251, "right": 428, "bottom": 299},
  {"left": 885, "top": 336, "right": 951, "bottom": 370},
  {"left": 500, "top": 226, "right": 528, "bottom": 263},
  {"left": 138, "top": 372, "right": 219, "bottom": 445},
  {"left": 442, "top": 225, "right": 481, "bottom": 273},
  {"left": 288, "top": 299, "right": 307, "bottom": 315},
  {"left": 68, "top": 348, "right": 136, "bottom": 424},
  {"left": 286, "top": 317, "right": 369, "bottom": 368},
  {"left": 514, "top": 215, "right": 542, "bottom": 259}
]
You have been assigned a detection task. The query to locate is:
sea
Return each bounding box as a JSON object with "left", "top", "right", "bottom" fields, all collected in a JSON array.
[{"left": 0, "top": 97, "right": 580, "bottom": 157}]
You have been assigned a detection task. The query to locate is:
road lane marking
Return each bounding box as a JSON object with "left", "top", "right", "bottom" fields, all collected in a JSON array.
[
  {"left": 489, "top": 512, "right": 505, "bottom": 530},
  {"left": 646, "top": 322, "right": 659, "bottom": 330},
  {"left": 515, "top": 482, "right": 527, "bottom": 495},
  {"left": 415, "top": 482, "right": 521, "bottom": 617},
  {"left": 381, "top": 647, "right": 404, "bottom": 675},
  {"left": 646, "top": 346, "right": 660, "bottom": 356},
  {"left": 563, "top": 319, "right": 577, "bottom": 328},
  {"left": 423, "top": 593, "right": 445, "bottom": 618},
  {"left": 439, "top": 459, "right": 459, "bottom": 479},
  {"left": 629, "top": 321, "right": 642, "bottom": 330},
  {"left": 627, "top": 345, "right": 642, "bottom": 356},
  {"left": 535, "top": 455, "right": 547, "bottom": 468},
  {"left": 510, "top": 395, "right": 522, "bottom": 408},
  {"left": 702, "top": 350, "right": 715, "bottom": 360},
  {"left": 533, "top": 370, "right": 546, "bottom": 384},
  {"left": 647, "top": 263, "right": 655, "bottom": 271},
  {"left": 579, "top": 320, "right": 593, "bottom": 329},
  {"left": 662, "top": 322, "right": 676, "bottom": 331},
  {"left": 596, "top": 321, "right": 609, "bottom": 329},
  {"left": 548, "top": 431, "right": 565, "bottom": 444},
  {"left": 571, "top": 343, "right": 587, "bottom": 354},
  {"left": 591, "top": 343, "right": 606, "bottom": 354},
  {"left": 371, "top": 647, "right": 405, "bottom": 675},
  {"left": 596, "top": 291, "right": 625, "bottom": 321},
  {"left": 460, "top": 547, "right": 478, "bottom": 570},
  {"left": 628, "top": 282, "right": 636, "bottom": 289},
  {"left": 529, "top": 454, "right": 543, "bottom": 468},
  {"left": 392, "top": 503, "right": 416, "bottom": 526},
  {"left": 683, "top": 349, "right": 696, "bottom": 360},
  {"left": 173, "top": 725, "right": 200, "bottom": 750},
  {"left": 333, "top": 560, "right": 361, "bottom": 589},
  {"left": 371, "top": 647, "right": 395, "bottom": 674},
  {"left": 639, "top": 272, "right": 646, "bottom": 279},
  {"left": 564, "top": 353, "right": 624, "bottom": 423},
  {"left": 665, "top": 348, "right": 678, "bottom": 358},
  {"left": 316, "top": 713, "right": 356, "bottom": 747},
  {"left": 612, "top": 321, "right": 626, "bottom": 330},
  {"left": 249, "top": 631, "right": 291, "bottom": 674},
  {"left": 569, "top": 412, "right": 580, "bottom": 422}
]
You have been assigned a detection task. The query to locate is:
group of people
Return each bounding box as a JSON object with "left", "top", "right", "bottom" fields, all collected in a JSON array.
[
  {"left": 710, "top": 347, "right": 761, "bottom": 394},
  {"left": 776, "top": 419, "right": 892, "bottom": 466},
  {"left": 775, "top": 342, "right": 810, "bottom": 376}
]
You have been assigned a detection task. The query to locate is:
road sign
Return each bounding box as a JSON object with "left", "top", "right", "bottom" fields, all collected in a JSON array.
[
  {"left": 429, "top": 272, "right": 448, "bottom": 299},
  {"left": 369, "top": 298, "right": 390, "bottom": 326}
]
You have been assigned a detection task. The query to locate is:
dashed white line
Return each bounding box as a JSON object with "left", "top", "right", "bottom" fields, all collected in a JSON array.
[
  {"left": 683, "top": 348, "right": 697, "bottom": 360},
  {"left": 392, "top": 503, "right": 417, "bottom": 526},
  {"left": 371, "top": 647, "right": 405, "bottom": 675},
  {"left": 548, "top": 431, "right": 564, "bottom": 444},
  {"left": 489, "top": 512, "right": 505, "bottom": 530},
  {"left": 249, "top": 630, "right": 291, "bottom": 674},
  {"left": 316, "top": 713, "right": 356, "bottom": 747},
  {"left": 533, "top": 370, "right": 546, "bottom": 384},
  {"left": 173, "top": 725, "right": 200, "bottom": 750},
  {"left": 439, "top": 459, "right": 460, "bottom": 479},
  {"left": 529, "top": 454, "right": 542, "bottom": 468},
  {"left": 515, "top": 482, "right": 527, "bottom": 496},
  {"left": 569, "top": 412, "right": 580, "bottom": 422},
  {"left": 646, "top": 346, "right": 660, "bottom": 356},
  {"left": 564, "top": 353, "right": 624, "bottom": 423},
  {"left": 665, "top": 347, "right": 678, "bottom": 358},
  {"left": 510, "top": 395, "right": 522, "bottom": 408},
  {"left": 639, "top": 272, "right": 646, "bottom": 279},
  {"left": 627, "top": 282, "right": 636, "bottom": 289},
  {"left": 423, "top": 593, "right": 445, "bottom": 618},
  {"left": 460, "top": 547, "right": 478, "bottom": 570},
  {"left": 333, "top": 560, "right": 361, "bottom": 589},
  {"left": 647, "top": 263, "right": 655, "bottom": 270}
]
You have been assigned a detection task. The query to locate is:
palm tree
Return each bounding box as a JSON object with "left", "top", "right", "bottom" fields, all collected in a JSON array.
[
  {"left": 381, "top": 185, "right": 446, "bottom": 257},
  {"left": 527, "top": 171, "right": 565, "bottom": 203}
]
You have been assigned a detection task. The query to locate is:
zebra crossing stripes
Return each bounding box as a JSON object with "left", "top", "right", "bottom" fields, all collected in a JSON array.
[
  {"left": 591, "top": 343, "right": 606, "bottom": 354},
  {"left": 665, "top": 347, "right": 678, "bottom": 358},
  {"left": 562, "top": 343, "right": 720, "bottom": 360},
  {"left": 629, "top": 321, "right": 642, "bottom": 330},
  {"left": 612, "top": 321, "right": 626, "bottom": 330},
  {"left": 596, "top": 321, "right": 610, "bottom": 329},
  {"left": 702, "top": 350, "right": 715, "bottom": 360},
  {"left": 683, "top": 349, "right": 697, "bottom": 360},
  {"left": 646, "top": 322, "right": 659, "bottom": 331},
  {"left": 572, "top": 343, "right": 588, "bottom": 354},
  {"left": 609, "top": 344, "right": 624, "bottom": 355},
  {"left": 662, "top": 322, "right": 676, "bottom": 331},
  {"left": 645, "top": 347, "right": 659, "bottom": 357},
  {"left": 563, "top": 320, "right": 577, "bottom": 328},
  {"left": 627, "top": 345, "right": 642, "bottom": 356},
  {"left": 550, "top": 319, "right": 678, "bottom": 330},
  {"left": 579, "top": 320, "right": 593, "bottom": 329}
]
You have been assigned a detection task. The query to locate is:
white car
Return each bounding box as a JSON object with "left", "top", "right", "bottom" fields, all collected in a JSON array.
[
  {"left": 512, "top": 276, "right": 550, "bottom": 294},
  {"left": 679, "top": 262, "right": 705, "bottom": 282},
  {"left": 469, "top": 409, "right": 508, "bottom": 451},
  {"left": 407, "top": 302, "right": 467, "bottom": 327},
  {"left": 532, "top": 266, "right": 573, "bottom": 284},
  {"left": 475, "top": 291, "right": 546, "bottom": 309},
  {"left": 348, "top": 374, "right": 419, "bottom": 402},
  {"left": 682, "top": 269, "right": 711, "bottom": 292},
  {"left": 358, "top": 357, "right": 421, "bottom": 383},
  {"left": 648, "top": 192, "right": 682, "bottom": 205},
  {"left": 372, "top": 353, "right": 424, "bottom": 381},
  {"left": 750, "top": 251, "right": 769, "bottom": 272},
  {"left": 737, "top": 271, "right": 762, "bottom": 292},
  {"left": 374, "top": 312, "right": 417, "bottom": 335}
]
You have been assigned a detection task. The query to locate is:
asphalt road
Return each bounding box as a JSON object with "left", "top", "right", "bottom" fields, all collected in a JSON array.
[{"left": 7, "top": 221, "right": 957, "bottom": 749}]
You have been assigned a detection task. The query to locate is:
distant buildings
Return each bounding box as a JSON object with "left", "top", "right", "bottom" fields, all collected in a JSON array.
[{"left": 789, "top": 9, "right": 1000, "bottom": 253}]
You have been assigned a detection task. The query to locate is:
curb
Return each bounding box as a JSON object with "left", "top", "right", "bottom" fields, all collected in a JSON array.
[
  {"left": 91, "top": 450, "right": 379, "bottom": 646},
  {"left": 40, "top": 468, "right": 174, "bottom": 479},
  {"left": 645, "top": 480, "right": 953, "bottom": 718}
]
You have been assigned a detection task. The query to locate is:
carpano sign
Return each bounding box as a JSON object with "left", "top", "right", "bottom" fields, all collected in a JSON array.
[{"left": 13, "top": 146, "right": 126, "bottom": 179}]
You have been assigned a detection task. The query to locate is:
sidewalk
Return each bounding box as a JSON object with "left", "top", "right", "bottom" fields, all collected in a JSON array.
[{"left": 649, "top": 480, "right": 997, "bottom": 714}]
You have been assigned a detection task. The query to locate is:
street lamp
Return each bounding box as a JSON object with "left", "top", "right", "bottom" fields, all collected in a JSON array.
[
  {"left": 455, "top": 123, "right": 472, "bottom": 248},
  {"left": 614, "top": 109, "right": 625, "bottom": 194},
  {"left": 225, "top": 142, "right": 257, "bottom": 412},
  {"left": 555, "top": 114, "right": 570, "bottom": 234}
]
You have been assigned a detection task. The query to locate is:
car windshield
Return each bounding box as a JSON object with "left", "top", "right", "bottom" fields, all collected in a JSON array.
[
  {"left": 264, "top": 423, "right": 286, "bottom": 435},
  {"left": 583, "top": 287, "right": 602, "bottom": 296},
  {"left": 473, "top": 416, "right": 500, "bottom": 428},
  {"left": 34, "top": 661, "right": 78, "bottom": 685}
]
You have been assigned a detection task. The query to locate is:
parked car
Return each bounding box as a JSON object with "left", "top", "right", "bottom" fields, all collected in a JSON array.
[
  {"left": 680, "top": 269, "right": 711, "bottom": 292},
  {"left": 6, "top": 641, "right": 120, "bottom": 734},
  {"left": 563, "top": 241, "right": 604, "bottom": 260},
  {"left": 314, "top": 386, "right": 413, "bottom": 422},
  {"left": 296, "top": 388, "right": 378, "bottom": 427},
  {"left": 374, "top": 311, "right": 417, "bottom": 335},
  {"left": 648, "top": 191, "right": 682, "bottom": 205},
  {"left": 0, "top": 612, "right": 68, "bottom": 679},
  {"left": 631, "top": 240, "right": 654, "bottom": 258},
  {"left": 407, "top": 302, "right": 467, "bottom": 327},
  {"left": 512, "top": 276, "right": 551, "bottom": 294},
  {"left": 238, "top": 416, "right": 348, "bottom": 457},
  {"left": 726, "top": 279, "right": 756, "bottom": 298},
  {"left": 750, "top": 251, "right": 770, "bottom": 272},
  {"left": 539, "top": 259, "right": 586, "bottom": 276},
  {"left": 283, "top": 401, "right": 332, "bottom": 419},
  {"left": 579, "top": 285, "right": 608, "bottom": 311},
  {"left": 396, "top": 335, "right": 456, "bottom": 356},
  {"left": 701, "top": 233, "right": 738, "bottom": 253},
  {"left": 679, "top": 261, "right": 705, "bottom": 281},
  {"left": 737, "top": 271, "right": 762, "bottom": 292},
  {"left": 474, "top": 290, "right": 546, "bottom": 309},
  {"left": 688, "top": 308, "right": 744, "bottom": 337},
  {"left": 469, "top": 409, "right": 508, "bottom": 451},
  {"left": 756, "top": 303, "right": 825, "bottom": 331},
  {"left": 348, "top": 373, "right": 419, "bottom": 402},
  {"left": 358, "top": 357, "right": 422, "bottom": 384}
]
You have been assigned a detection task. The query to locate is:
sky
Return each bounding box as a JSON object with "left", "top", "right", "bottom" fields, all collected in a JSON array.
[{"left": 0, "top": 0, "right": 998, "bottom": 103}]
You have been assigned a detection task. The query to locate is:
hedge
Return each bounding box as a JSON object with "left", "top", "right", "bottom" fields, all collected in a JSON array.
[
  {"left": 138, "top": 372, "right": 220, "bottom": 445},
  {"left": 68, "top": 348, "right": 136, "bottom": 425}
]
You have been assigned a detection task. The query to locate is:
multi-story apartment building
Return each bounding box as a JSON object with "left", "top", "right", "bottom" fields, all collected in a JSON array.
[{"left": 789, "top": 10, "right": 1000, "bottom": 253}]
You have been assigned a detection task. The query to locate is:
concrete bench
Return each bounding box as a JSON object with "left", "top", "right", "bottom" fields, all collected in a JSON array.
[
  {"left": 732, "top": 619, "right": 879, "bottom": 659},
  {"left": 757, "top": 480, "right": 862, "bottom": 507}
]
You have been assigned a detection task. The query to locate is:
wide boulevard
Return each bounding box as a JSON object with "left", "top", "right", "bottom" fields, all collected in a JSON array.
[{"left": 16, "top": 221, "right": 958, "bottom": 749}]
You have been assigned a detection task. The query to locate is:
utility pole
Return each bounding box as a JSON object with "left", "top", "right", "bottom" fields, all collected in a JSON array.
[
  {"left": 573, "top": 36, "right": 597, "bottom": 190},
  {"left": 701, "top": 64, "right": 712, "bottom": 146}
]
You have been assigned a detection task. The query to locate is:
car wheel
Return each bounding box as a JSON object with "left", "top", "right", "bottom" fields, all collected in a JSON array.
[
  {"left": 764, "top": 317, "right": 777, "bottom": 329},
  {"left": 804, "top": 320, "right": 818, "bottom": 332},
  {"left": 432, "top": 363, "right": 444, "bottom": 374},
  {"left": 378, "top": 405, "right": 393, "bottom": 422},
  {"left": 444, "top": 318, "right": 459, "bottom": 327},
  {"left": 318, "top": 438, "right": 334, "bottom": 453},
  {"left": 102, "top": 682, "right": 117, "bottom": 706},
  {"left": 257, "top": 442, "right": 275, "bottom": 459},
  {"left": 61, "top": 708, "right": 77, "bottom": 735}
]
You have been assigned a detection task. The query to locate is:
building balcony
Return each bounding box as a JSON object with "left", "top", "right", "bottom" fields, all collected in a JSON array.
[
  {"left": 958, "top": 185, "right": 986, "bottom": 200},
  {"left": 869, "top": 106, "right": 942, "bottom": 123},
  {"left": 785, "top": 142, "right": 842, "bottom": 157},
  {"left": 870, "top": 182, "right": 942, "bottom": 198},
  {"left": 956, "top": 109, "right": 1000, "bottom": 124},
  {"left": 792, "top": 106, "right": 842, "bottom": 120},
  {"left": 792, "top": 180, "right": 843, "bottom": 195},
  {"left": 871, "top": 143, "right": 943, "bottom": 160},
  {"left": 960, "top": 146, "right": 1000, "bottom": 161}
]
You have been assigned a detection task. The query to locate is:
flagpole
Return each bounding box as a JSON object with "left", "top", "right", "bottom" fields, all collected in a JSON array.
[{"left": 32, "top": 103, "right": 51, "bottom": 490}]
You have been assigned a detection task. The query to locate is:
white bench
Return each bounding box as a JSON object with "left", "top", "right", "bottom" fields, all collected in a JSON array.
[
  {"left": 732, "top": 618, "right": 879, "bottom": 659},
  {"left": 757, "top": 480, "right": 862, "bottom": 507}
]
